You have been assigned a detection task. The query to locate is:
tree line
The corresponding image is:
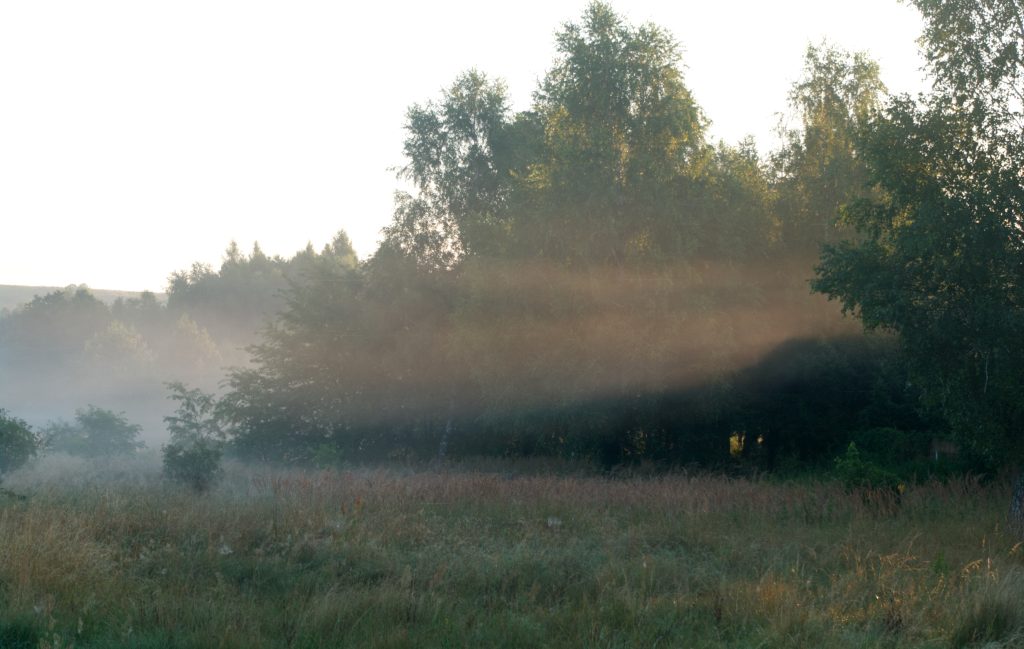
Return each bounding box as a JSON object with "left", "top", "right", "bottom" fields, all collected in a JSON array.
[
  {"left": 213, "top": 2, "right": 972, "bottom": 477},
  {"left": 3, "top": 1, "right": 1021, "bottom": 487}
]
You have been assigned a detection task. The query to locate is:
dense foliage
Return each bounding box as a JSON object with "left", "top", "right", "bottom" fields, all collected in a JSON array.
[
  {"left": 0, "top": 409, "right": 36, "bottom": 480},
  {"left": 43, "top": 406, "right": 144, "bottom": 457},
  {"left": 162, "top": 382, "right": 226, "bottom": 492},
  {"left": 814, "top": 0, "right": 1024, "bottom": 470},
  {"left": 217, "top": 4, "right": 934, "bottom": 475}
]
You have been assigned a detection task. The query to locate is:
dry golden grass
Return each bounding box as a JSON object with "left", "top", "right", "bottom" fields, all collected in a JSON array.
[{"left": 0, "top": 458, "right": 1022, "bottom": 648}]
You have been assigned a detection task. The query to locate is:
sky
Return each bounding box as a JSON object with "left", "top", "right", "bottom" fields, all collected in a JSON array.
[{"left": 0, "top": 0, "right": 928, "bottom": 292}]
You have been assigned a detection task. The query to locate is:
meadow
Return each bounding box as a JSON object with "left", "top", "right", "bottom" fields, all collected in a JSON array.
[{"left": 1, "top": 457, "right": 1022, "bottom": 649}]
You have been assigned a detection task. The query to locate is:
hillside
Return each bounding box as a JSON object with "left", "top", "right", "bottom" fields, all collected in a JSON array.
[{"left": 0, "top": 284, "right": 166, "bottom": 314}]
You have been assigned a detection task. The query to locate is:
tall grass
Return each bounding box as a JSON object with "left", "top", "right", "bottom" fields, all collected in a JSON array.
[{"left": 1, "top": 458, "right": 1021, "bottom": 648}]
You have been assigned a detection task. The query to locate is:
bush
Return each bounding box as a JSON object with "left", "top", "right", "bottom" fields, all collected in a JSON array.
[
  {"left": 162, "top": 438, "right": 223, "bottom": 492},
  {"left": 162, "top": 382, "right": 224, "bottom": 492},
  {"left": 0, "top": 409, "right": 37, "bottom": 481},
  {"left": 42, "top": 406, "right": 144, "bottom": 457},
  {"left": 849, "top": 427, "right": 931, "bottom": 466},
  {"left": 834, "top": 442, "right": 900, "bottom": 491}
]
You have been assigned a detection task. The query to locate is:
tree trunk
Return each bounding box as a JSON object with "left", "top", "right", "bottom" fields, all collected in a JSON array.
[{"left": 1011, "top": 472, "right": 1024, "bottom": 539}]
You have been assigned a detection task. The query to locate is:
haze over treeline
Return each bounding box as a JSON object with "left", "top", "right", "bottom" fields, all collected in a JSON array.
[
  {"left": 2, "top": 1, "right": 1022, "bottom": 479},
  {"left": 0, "top": 237, "right": 356, "bottom": 438}
]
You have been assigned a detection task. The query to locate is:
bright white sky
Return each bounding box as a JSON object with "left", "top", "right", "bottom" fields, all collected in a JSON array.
[{"left": 0, "top": 0, "right": 928, "bottom": 292}]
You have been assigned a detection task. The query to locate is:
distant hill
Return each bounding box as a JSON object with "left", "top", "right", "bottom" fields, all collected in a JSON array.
[{"left": 0, "top": 284, "right": 167, "bottom": 314}]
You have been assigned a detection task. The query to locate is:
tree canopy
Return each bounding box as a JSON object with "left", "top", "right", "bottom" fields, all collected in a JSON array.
[
  {"left": 216, "top": 3, "right": 922, "bottom": 471},
  {"left": 814, "top": 0, "right": 1024, "bottom": 466}
]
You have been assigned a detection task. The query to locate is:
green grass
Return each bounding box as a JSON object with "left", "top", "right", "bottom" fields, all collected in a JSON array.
[{"left": 1, "top": 460, "right": 1022, "bottom": 648}]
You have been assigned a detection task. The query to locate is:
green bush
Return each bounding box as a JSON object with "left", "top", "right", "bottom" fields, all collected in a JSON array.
[
  {"left": 162, "top": 437, "right": 223, "bottom": 492},
  {"left": 834, "top": 442, "right": 900, "bottom": 491},
  {"left": 849, "top": 427, "right": 930, "bottom": 465},
  {"left": 0, "top": 409, "right": 37, "bottom": 481},
  {"left": 42, "top": 405, "right": 143, "bottom": 457},
  {"left": 162, "top": 382, "right": 224, "bottom": 492}
]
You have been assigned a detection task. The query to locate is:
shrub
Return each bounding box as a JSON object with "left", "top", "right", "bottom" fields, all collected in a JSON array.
[
  {"left": 162, "top": 437, "right": 223, "bottom": 492},
  {"left": 0, "top": 409, "right": 37, "bottom": 481},
  {"left": 162, "top": 382, "right": 224, "bottom": 492},
  {"left": 834, "top": 442, "right": 900, "bottom": 491},
  {"left": 849, "top": 427, "right": 930, "bottom": 465},
  {"left": 42, "top": 406, "right": 144, "bottom": 457}
]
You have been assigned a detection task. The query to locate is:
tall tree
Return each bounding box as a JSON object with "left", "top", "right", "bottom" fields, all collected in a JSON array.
[
  {"left": 528, "top": 1, "right": 706, "bottom": 263},
  {"left": 912, "top": 0, "right": 1023, "bottom": 129},
  {"left": 385, "top": 2, "right": 712, "bottom": 266},
  {"left": 813, "top": 0, "right": 1024, "bottom": 467},
  {"left": 774, "top": 44, "right": 886, "bottom": 255},
  {"left": 391, "top": 70, "right": 515, "bottom": 263}
]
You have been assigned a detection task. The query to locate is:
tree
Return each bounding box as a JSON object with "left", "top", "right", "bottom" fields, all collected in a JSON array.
[
  {"left": 84, "top": 320, "right": 155, "bottom": 372},
  {"left": 0, "top": 409, "right": 36, "bottom": 481},
  {"left": 391, "top": 70, "right": 514, "bottom": 264},
  {"left": 43, "top": 406, "right": 144, "bottom": 457},
  {"left": 110, "top": 291, "right": 164, "bottom": 336},
  {"left": 729, "top": 336, "right": 923, "bottom": 471},
  {"left": 912, "top": 0, "right": 1023, "bottom": 129},
  {"left": 220, "top": 256, "right": 365, "bottom": 462},
  {"left": 166, "top": 242, "right": 289, "bottom": 344},
  {"left": 0, "top": 287, "right": 112, "bottom": 370},
  {"left": 385, "top": 2, "right": 713, "bottom": 266},
  {"left": 527, "top": 1, "right": 707, "bottom": 263},
  {"left": 162, "top": 382, "right": 225, "bottom": 492},
  {"left": 229, "top": 2, "right": 867, "bottom": 469},
  {"left": 220, "top": 243, "right": 462, "bottom": 463},
  {"left": 815, "top": 98, "right": 1024, "bottom": 459},
  {"left": 773, "top": 44, "right": 886, "bottom": 255},
  {"left": 813, "top": 1, "right": 1024, "bottom": 473}
]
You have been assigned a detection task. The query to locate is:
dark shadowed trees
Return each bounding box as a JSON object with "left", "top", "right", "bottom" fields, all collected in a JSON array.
[{"left": 814, "top": 0, "right": 1024, "bottom": 470}]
